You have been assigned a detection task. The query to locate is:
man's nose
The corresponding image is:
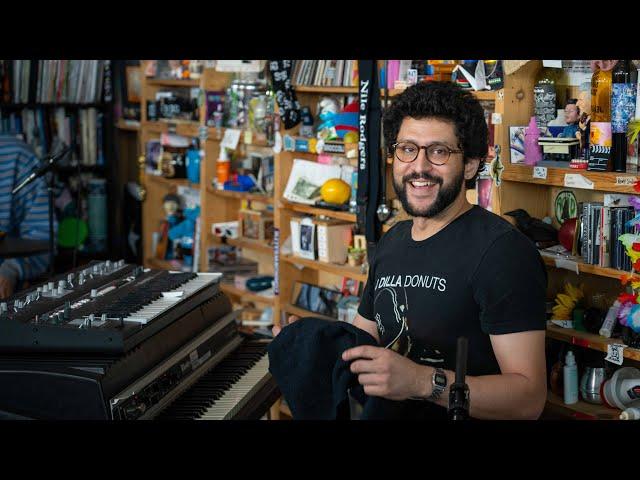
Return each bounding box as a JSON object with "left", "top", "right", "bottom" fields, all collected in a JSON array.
[{"left": 412, "top": 148, "right": 434, "bottom": 174}]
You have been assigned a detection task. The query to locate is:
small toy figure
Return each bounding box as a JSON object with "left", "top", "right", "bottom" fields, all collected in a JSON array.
[
  {"left": 156, "top": 193, "right": 183, "bottom": 260},
  {"left": 169, "top": 206, "right": 200, "bottom": 267},
  {"left": 575, "top": 86, "right": 592, "bottom": 158},
  {"left": 561, "top": 99, "right": 580, "bottom": 139}
]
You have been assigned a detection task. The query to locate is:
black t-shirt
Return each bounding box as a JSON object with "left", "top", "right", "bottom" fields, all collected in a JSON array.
[{"left": 357, "top": 205, "right": 547, "bottom": 419}]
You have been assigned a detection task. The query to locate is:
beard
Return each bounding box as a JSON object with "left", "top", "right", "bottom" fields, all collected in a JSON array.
[{"left": 393, "top": 167, "right": 465, "bottom": 218}]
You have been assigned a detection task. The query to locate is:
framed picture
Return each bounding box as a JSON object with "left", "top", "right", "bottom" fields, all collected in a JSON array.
[{"left": 126, "top": 66, "right": 141, "bottom": 103}]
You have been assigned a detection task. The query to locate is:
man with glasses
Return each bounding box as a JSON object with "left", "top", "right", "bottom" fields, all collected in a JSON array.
[{"left": 275, "top": 81, "right": 548, "bottom": 419}]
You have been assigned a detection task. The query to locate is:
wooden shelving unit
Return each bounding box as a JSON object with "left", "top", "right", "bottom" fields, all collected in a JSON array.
[
  {"left": 206, "top": 186, "right": 273, "bottom": 204},
  {"left": 281, "top": 254, "right": 368, "bottom": 282},
  {"left": 540, "top": 255, "right": 628, "bottom": 280},
  {"left": 280, "top": 201, "right": 356, "bottom": 223},
  {"left": 546, "top": 323, "right": 640, "bottom": 361},
  {"left": 146, "top": 78, "right": 200, "bottom": 88},
  {"left": 501, "top": 164, "right": 638, "bottom": 194},
  {"left": 225, "top": 236, "right": 274, "bottom": 255},
  {"left": 220, "top": 283, "right": 275, "bottom": 305},
  {"left": 545, "top": 392, "right": 620, "bottom": 420}
]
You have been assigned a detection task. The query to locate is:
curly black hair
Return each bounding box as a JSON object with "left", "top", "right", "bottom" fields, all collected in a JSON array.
[{"left": 382, "top": 81, "right": 489, "bottom": 189}]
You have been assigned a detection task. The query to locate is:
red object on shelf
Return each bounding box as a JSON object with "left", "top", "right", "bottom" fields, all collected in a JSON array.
[{"left": 571, "top": 337, "right": 590, "bottom": 348}]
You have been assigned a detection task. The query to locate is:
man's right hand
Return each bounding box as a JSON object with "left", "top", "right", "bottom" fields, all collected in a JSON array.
[{"left": 272, "top": 315, "right": 300, "bottom": 337}]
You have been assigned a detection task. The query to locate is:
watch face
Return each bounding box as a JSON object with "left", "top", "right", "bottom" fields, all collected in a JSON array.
[{"left": 435, "top": 372, "right": 447, "bottom": 387}]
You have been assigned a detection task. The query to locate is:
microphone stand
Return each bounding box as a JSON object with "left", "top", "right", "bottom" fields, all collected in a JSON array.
[
  {"left": 11, "top": 145, "right": 72, "bottom": 278},
  {"left": 448, "top": 337, "right": 470, "bottom": 420}
]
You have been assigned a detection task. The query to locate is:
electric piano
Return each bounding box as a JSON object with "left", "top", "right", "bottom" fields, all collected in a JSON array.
[{"left": 0, "top": 261, "right": 279, "bottom": 420}]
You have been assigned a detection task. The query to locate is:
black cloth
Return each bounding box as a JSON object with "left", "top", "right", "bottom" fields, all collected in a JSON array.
[
  {"left": 358, "top": 205, "right": 548, "bottom": 419},
  {"left": 268, "top": 317, "right": 385, "bottom": 419}
]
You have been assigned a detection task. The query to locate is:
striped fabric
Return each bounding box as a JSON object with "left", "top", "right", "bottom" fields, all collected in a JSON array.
[{"left": 0, "top": 134, "right": 54, "bottom": 285}]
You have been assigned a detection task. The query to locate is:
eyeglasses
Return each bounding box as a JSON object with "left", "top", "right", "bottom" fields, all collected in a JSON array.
[{"left": 390, "top": 141, "right": 463, "bottom": 165}]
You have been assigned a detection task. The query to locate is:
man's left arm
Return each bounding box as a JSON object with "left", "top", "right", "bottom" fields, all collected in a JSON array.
[{"left": 344, "top": 330, "right": 547, "bottom": 419}]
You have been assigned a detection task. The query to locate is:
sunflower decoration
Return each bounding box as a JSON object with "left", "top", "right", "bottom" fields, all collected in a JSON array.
[{"left": 552, "top": 283, "right": 584, "bottom": 320}]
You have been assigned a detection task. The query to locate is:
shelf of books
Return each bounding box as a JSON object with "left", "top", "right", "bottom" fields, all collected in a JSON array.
[
  {"left": 546, "top": 323, "right": 640, "bottom": 361},
  {"left": 219, "top": 283, "right": 275, "bottom": 305},
  {"left": 545, "top": 392, "right": 620, "bottom": 420},
  {"left": 281, "top": 254, "right": 368, "bottom": 282}
]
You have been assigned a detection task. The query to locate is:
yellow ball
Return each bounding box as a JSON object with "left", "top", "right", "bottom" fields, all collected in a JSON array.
[
  {"left": 343, "top": 131, "right": 358, "bottom": 143},
  {"left": 320, "top": 178, "right": 351, "bottom": 204}
]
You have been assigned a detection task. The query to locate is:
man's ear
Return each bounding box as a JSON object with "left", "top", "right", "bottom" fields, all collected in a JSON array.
[{"left": 464, "top": 158, "right": 481, "bottom": 181}]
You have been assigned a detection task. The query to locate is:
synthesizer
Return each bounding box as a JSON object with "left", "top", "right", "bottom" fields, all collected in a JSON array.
[{"left": 0, "top": 261, "right": 279, "bottom": 420}]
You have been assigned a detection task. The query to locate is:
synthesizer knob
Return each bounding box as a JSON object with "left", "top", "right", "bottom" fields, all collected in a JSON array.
[
  {"left": 88, "top": 313, "right": 95, "bottom": 326},
  {"left": 91, "top": 289, "right": 98, "bottom": 298},
  {"left": 0, "top": 302, "right": 7, "bottom": 313},
  {"left": 57, "top": 285, "right": 65, "bottom": 296},
  {"left": 78, "top": 273, "right": 85, "bottom": 285},
  {"left": 48, "top": 281, "right": 55, "bottom": 291},
  {"left": 59, "top": 280, "right": 66, "bottom": 289},
  {"left": 105, "top": 260, "right": 112, "bottom": 271},
  {"left": 56, "top": 312, "right": 64, "bottom": 324},
  {"left": 67, "top": 273, "right": 75, "bottom": 286},
  {"left": 101, "top": 313, "right": 107, "bottom": 323}
]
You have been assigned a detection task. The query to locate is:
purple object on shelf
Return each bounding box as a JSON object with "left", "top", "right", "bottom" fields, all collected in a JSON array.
[{"left": 524, "top": 116, "right": 542, "bottom": 166}]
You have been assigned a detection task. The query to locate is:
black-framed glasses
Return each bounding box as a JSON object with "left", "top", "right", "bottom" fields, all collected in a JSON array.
[{"left": 390, "top": 141, "right": 463, "bottom": 165}]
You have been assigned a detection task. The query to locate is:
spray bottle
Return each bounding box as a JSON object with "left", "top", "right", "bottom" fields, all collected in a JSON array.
[{"left": 563, "top": 350, "right": 579, "bottom": 404}]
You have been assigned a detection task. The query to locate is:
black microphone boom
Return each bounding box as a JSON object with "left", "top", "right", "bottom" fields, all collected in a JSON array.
[
  {"left": 12, "top": 145, "right": 73, "bottom": 195},
  {"left": 449, "top": 336, "right": 470, "bottom": 420}
]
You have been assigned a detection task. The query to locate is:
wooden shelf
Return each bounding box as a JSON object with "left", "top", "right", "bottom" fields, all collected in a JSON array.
[
  {"left": 502, "top": 164, "right": 639, "bottom": 193},
  {"left": 206, "top": 186, "right": 273, "bottom": 204},
  {"left": 145, "top": 174, "right": 192, "bottom": 188},
  {"left": 283, "top": 303, "right": 336, "bottom": 322},
  {"left": 281, "top": 254, "right": 368, "bottom": 282},
  {"left": 226, "top": 236, "right": 274, "bottom": 255},
  {"left": 541, "top": 255, "right": 628, "bottom": 280},
  {"left": 146, "top": 78, "right": 200, "bottom": 87},
  {"left": 220, "top": 283, "right": 275, "bottom": 305},
  {"left": 546, "top": 323, "right": 640, "bottom": 361},
  {"left": 545, "top": 392, "right": 620, "bottom": 420},
  {"left": 472, "top": 90, "right": 497, "bottom": 101},
  {"left": 116, "top": 119, "right": 140, "bottom": 131},
  {"left": 294, "top": 85, "right": 358, "bottom": 94},
  {"left": 280, "top": 201, "right": 356, "bottom": 222},
  {"left": 143, "top": 120, "right": 200, "bottom": 137}
]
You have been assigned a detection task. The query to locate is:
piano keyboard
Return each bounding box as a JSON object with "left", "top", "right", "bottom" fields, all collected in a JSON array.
[
  {"left": 124, "top": 273, "right": 221, "bottom": 324},
  {"left": 158, "top": 340, "right": 271, "bottom": 420}
]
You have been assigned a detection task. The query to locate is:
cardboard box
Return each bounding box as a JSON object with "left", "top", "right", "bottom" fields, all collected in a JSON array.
[{"left": 313, "top": 219, "right": 353, "bottom": 264}]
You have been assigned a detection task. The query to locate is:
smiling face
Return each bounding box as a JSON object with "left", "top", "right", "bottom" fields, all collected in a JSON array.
[{"left": 392, "top": 117, "right": 477, "bottom": 218}]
